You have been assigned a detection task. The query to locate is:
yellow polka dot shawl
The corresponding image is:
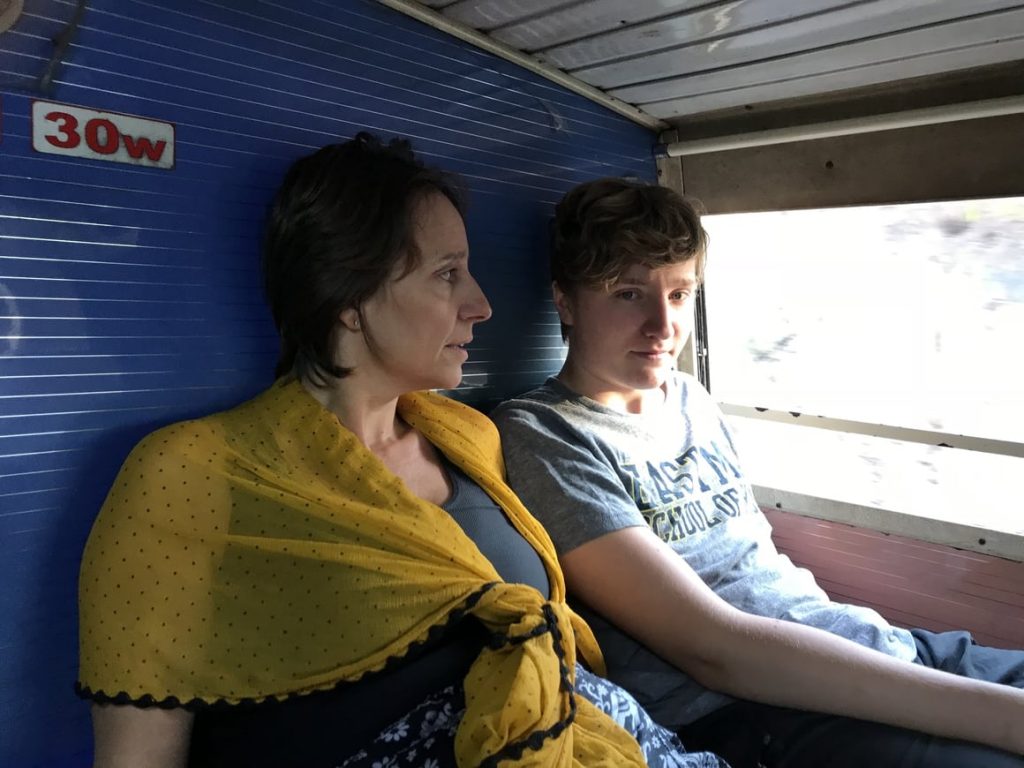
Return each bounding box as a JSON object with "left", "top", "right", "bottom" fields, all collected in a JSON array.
[{"left": 78, "top": 378, "right": 648, "bottom": 766}]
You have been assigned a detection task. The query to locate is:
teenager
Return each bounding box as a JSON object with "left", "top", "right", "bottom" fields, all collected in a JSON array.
[{"left": 493, "top": 177, "right": 1024, "bottom": 767}]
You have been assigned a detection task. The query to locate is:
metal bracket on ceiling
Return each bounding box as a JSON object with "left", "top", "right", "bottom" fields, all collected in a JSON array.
[
  {"left": 0, "top": 0, "right": 23, "bottom": 34},
  {"left": 0, "top": 0, "right": 25, "bottom": 90}
]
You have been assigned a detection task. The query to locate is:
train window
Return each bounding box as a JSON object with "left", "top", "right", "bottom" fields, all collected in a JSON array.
[{"left": 702, "top": 198, "right": 1024, "bottom": 545}]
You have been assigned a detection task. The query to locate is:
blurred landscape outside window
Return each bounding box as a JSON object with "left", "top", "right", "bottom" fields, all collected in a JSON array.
[{"left": 703, "top": 199, "right": 1024, "bottom": 537}]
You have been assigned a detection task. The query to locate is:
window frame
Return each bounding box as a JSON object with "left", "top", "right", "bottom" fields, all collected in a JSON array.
[{"left": 672, "top": 113, "right": 1024, "bottom": 561}]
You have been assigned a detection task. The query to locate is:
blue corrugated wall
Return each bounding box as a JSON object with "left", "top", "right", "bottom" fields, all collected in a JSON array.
[{"left": 0, "top": 0, "right": 655, "bottom": 765}]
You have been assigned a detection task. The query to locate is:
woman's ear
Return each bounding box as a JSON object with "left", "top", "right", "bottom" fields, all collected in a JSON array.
[
  {"left": 339, "top": 307, "right": 362, "bottom": 333},
  {"left": 552, "top": 281, "right": 574, "bottom": 328}
]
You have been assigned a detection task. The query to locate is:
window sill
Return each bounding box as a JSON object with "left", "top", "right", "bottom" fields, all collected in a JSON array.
[
  {"left": 724, "top": 412, "right": 1024, "bottom": 563},
  {"left": 753, "top": 484, "right": 1024, "bottom": 563}
]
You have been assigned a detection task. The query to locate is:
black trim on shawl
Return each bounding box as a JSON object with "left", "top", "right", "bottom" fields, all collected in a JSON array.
[
  {"left": 75, "top": 582, "right": 498, "bottom": 711},
  {"left": 78, "top": 591, "right": 580, "bottom": 766},
  {"left": 480, "top": 603, "right": 578, "bottom": 768}
]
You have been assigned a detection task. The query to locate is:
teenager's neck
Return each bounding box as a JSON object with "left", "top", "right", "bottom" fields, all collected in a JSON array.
[{"left": 555, "top": 362, "right": 667, "bottom": 416}]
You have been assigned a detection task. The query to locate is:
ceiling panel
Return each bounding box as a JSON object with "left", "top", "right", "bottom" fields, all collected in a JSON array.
[
  {"left": 615, "top": 8, "right": 1024, "bottom": 109},
  {"left": 488, "top": 0, "right": 708, "bottom": 51},
  {"left": 405, "top": 0, "right": 1024, "bottom": 123},
  {"left": 644, "top": 42, "right": 1024, "bottom": 119},
  {"left": 562, "top": 0, "right": 1022, "bottom": 84}
]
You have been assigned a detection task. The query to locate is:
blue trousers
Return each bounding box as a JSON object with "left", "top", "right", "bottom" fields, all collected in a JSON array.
[{"left": 678, "top": 629, "right": 1024, "bottom": 768}]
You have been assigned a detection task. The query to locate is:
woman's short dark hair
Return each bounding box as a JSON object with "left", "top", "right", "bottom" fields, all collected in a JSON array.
[
  {"left": 263, "top": 131, "right": 464, "bottom": 383},
  {"left": 551, "top": 178, "right": 707, "bottom": 339}
]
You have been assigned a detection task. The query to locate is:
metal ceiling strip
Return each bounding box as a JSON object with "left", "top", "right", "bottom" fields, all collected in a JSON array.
[{"left": 662, "top": 95, "right": 1024, "bottom": 154}]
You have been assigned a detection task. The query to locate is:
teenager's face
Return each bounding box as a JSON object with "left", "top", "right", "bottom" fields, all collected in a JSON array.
[
  {"left": 356, "top": 193, "right": 491, "bottom": 394},
  {"left": 555, "top": 260, "right": 698, "bottom": 406}
]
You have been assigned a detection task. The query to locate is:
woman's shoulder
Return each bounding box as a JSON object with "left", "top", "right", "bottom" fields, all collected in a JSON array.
[
  {"left": 121, "top": 409, "right": 238, "bottom": 478},
  {"left": 96, "top": 387, "right": 281, "bottom": 531},
  {"left": 125, "top": 382, "right": 287, "bottom": 468}
]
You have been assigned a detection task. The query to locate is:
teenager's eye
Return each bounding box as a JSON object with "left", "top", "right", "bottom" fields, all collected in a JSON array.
[
  {"left": 615, "top": 289, "right": 639, "bottom": 300},
  {"left": 670, "top": 290, "right": 692, "bottom": 302}
]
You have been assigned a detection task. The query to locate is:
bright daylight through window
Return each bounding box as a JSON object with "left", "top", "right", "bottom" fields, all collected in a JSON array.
[{"left": 703, "top": 198, "right": 1024, "bottom": 542}]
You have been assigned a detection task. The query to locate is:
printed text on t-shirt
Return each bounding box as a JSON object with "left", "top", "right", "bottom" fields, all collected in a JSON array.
[{"left": 621, "top": 442, "right": 754, "bottom": 543}]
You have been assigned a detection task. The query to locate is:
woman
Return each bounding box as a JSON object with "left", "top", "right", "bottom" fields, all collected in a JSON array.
[{"left": 76, "top": 133, "right": 726, "bottom": 768}]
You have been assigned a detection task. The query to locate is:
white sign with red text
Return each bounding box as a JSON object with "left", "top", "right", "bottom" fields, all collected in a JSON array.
[{"left": 32, "top": 100, "right": 175, "bottom": 170}]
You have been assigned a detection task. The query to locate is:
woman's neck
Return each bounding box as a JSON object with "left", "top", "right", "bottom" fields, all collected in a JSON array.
[{"left": 300, "top": 375, "right": 407, "bottom": 453}]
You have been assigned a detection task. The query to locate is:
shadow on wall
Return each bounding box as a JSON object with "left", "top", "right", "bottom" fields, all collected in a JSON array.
[
  {"left": 2, "top": 144, "right": 280, "bottom": 764},
  {"left": 452, "top": 196, "right": 566, "bottom": 414}
]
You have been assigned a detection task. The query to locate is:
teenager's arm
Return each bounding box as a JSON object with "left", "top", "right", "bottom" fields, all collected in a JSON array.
[
  {"left": 562, "top": 525, "right": 1024, "bottom": 756},
  {"left": 91, "top": 704, "right": 193, "bottom": 768}
]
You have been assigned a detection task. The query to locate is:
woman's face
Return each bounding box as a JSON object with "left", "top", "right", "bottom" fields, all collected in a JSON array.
[{"left": 355, "top": 193, "right": 492, "bottom": 394}]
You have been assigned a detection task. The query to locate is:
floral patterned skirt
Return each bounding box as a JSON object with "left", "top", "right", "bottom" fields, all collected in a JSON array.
[{"left": 336, "top": 664, "right": 729, "bottom": 768}]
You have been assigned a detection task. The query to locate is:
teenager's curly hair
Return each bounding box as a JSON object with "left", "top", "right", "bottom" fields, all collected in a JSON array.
[{"left": 551, "top": 177, "right": 707, "bottom": 294}]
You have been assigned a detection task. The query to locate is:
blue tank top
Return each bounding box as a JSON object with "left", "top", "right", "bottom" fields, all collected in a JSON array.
[
  {"left": 442, "top": 458, "right": 551, "bottom": 594},
  {"left": 189, "top": 455, "right": 550, "bottom": 767}
]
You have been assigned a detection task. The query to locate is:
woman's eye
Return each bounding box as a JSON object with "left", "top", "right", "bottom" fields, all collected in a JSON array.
[{"left": 438, "top": 269, "right": 455, "bottom": 282}]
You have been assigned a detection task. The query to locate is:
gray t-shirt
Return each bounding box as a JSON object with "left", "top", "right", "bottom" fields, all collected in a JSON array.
[{"left": 492, "top": 373, "right": 917, "bottom": 728}]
